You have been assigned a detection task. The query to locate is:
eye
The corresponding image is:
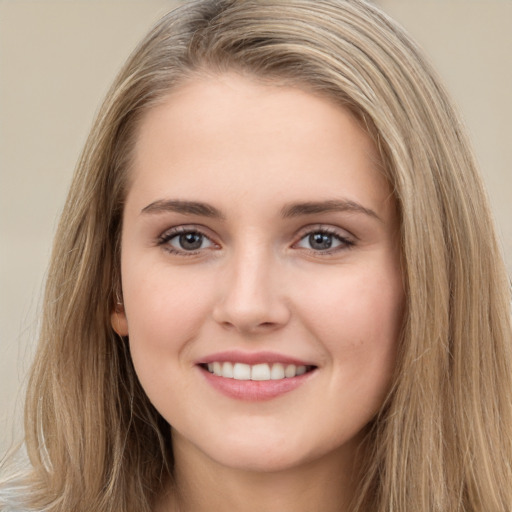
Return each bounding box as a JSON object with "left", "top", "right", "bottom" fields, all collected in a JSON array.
[
  {"left": 158, "top": 227, "right": 216, "bottom": 255},
  {"left": 295, "top": 228, "right": 354, "bottom": 253}
]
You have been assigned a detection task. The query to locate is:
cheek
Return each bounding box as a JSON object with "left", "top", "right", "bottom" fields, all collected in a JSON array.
[
  {"left": 122, "top": 264, "right": 215, "bottom": 370},
  {"left": 297, "top": 262, "right": 403, "bottom": 383}
]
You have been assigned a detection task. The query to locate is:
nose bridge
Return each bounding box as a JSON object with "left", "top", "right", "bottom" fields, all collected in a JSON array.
[{"left": 213, "top": 237, "right": 289, "bottom": 332}]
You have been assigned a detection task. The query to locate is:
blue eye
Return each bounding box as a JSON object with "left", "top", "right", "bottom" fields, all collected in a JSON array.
[
  {"left": 159, "top": 229, "right": 215, "bottom": 254},
  {"left": 296, "top": 229, "right": 353, "bottom": 252}
]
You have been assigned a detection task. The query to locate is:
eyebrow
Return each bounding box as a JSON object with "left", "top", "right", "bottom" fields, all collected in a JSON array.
[
  {"left": 281, "top": 199, "right": 381, "bottom": 221},
  {"left": 140, "top": 198, "right": 381, "bottom": 222},
  {"left": 141, "top": 199, "right": 225, "bottom": 219}
]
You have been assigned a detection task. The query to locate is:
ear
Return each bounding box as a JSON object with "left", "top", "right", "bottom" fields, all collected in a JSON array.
[{"left": 111, "top": 304, "right": 129, "bottom": 337}]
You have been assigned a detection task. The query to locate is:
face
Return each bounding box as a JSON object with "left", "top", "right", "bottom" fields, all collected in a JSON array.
[{"left": 114, "top": 73, "right": 403, "bottom": 473}]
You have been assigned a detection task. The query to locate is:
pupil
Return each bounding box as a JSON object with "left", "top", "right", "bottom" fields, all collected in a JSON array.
[
  {"left": 179, "top": 232, "right": 202, "bottom": 250},
  {"left": 309, "top": 233, "right": 332, "bottom": 250}
]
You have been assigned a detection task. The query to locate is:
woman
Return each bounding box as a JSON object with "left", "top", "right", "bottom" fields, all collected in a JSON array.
[{"left": 1, "top": 0, "right": 511, "bottom": 510}]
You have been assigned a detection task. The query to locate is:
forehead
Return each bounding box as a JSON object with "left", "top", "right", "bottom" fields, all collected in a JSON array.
[{"left": 126, "top": 73, "right": 393, "bottom": 220}]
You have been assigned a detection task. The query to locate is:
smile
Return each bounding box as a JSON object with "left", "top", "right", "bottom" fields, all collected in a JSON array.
[
  {"left": 204, "top": 362, "right": 314, "bottom": 380},
  {"left": 198, "top": 354, "right": 317, "bottom": 401},
  {"left": 197, "top": 351, "right": 318, "bottom": 400}
]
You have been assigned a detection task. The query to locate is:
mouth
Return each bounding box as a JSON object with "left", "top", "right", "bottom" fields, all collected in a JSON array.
[
  {"left": 197, "top": 352, "right": 318, "bottom": 401},
  {"left": 199, "top": 362, "right": 316, "bottom": 381}
]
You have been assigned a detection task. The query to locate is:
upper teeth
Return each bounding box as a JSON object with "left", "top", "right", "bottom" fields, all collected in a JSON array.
[{"left": 206, "top": 362, "right": 308, "bottom": 381}]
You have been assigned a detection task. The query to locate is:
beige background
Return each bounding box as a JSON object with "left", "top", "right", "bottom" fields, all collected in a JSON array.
[{"left": 1, "top": 0, "right": 511, "bottom": 455}]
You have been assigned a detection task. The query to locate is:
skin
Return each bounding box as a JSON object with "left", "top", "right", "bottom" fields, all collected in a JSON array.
[{"left": 113, "top": 73, "right": 404, "bottom": 511}]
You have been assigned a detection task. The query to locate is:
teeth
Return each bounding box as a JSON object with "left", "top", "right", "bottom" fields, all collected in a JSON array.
[
  {"left": 251, "top": 363, "right": 270, "bottom": 381},
  {"left": 222, "top": 362, "right": 234, "bottom": 378},
  {"left": 205, "top": 362, "right": 311, "bottom": 380},
  {"left": 270, "top": 363, "right": 285, "bottom": 380},
  {"left": 233, "top": 363, "right": 251, "bottom": 380},
  {"left": 284, "top": 364, "right": 296, "bottom": 378}
]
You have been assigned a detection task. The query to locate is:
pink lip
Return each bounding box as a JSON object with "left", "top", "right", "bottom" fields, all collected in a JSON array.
[
  {"left": 197, "top": 350, "right": 314, "bottom": 366},
  {"left": 199, "top": 367, "right": 316, "bottom": 401},
  {"left": 196, "top": 351, "right": 318, "bottom": 401}
]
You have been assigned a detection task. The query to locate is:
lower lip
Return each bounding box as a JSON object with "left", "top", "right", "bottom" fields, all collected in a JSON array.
[{"left": 199, "top": 366, "right": 316, "bottom": 401}]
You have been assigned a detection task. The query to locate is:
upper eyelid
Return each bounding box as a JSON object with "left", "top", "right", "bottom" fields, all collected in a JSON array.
[
  {"left": 294, "top": 224, "right": 355, "bottom": 241},
  {"left": 158, "top": 224, "right": 216, "bottom": 240}
]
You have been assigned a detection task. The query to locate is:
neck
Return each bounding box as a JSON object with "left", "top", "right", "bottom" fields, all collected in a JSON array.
[{"left": 157, "top": 431, "right": 364, "bottom": 512}]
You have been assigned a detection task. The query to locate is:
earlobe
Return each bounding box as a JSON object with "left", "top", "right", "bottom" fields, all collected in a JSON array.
[{"left": 111, "top": 307, "right": 129, "bottom": 337}]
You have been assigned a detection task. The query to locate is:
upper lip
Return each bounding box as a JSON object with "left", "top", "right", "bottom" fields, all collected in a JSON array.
[{"left": 197, "top": 350, "right": 315, "bottom": 367}]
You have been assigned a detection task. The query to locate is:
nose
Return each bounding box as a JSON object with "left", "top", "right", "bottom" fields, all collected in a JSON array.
[{"left": 212, "top": 246, "right": 291, "bottom": 335}]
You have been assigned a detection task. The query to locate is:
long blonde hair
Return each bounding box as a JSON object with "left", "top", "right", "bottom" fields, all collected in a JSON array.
[{"left": 3, "top": 1, "right": 511, "bottom": 510}]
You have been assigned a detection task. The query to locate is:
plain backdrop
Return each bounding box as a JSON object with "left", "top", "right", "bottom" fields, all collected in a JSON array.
[{"left": 1, "top": 0, "right": 511, "bottom": 455}]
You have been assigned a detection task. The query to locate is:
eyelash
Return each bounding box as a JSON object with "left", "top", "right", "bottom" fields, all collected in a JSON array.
[
  {"left": 156, "top": 225, "right": 355, "bottom": 257},
  {"left": 294, "top": 226, "right": 355, "bottom": 255},
  {"left": 157, "top": 226, "right": 216, "bottom": 256}
]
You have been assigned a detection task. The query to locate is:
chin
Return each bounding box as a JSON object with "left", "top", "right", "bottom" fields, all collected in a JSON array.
[
  {"left": 196, "top": 426, "right": 334, "bottom": 474},
  {"left": 209, "top": 444, "right": 308, "bottom": 473}
]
